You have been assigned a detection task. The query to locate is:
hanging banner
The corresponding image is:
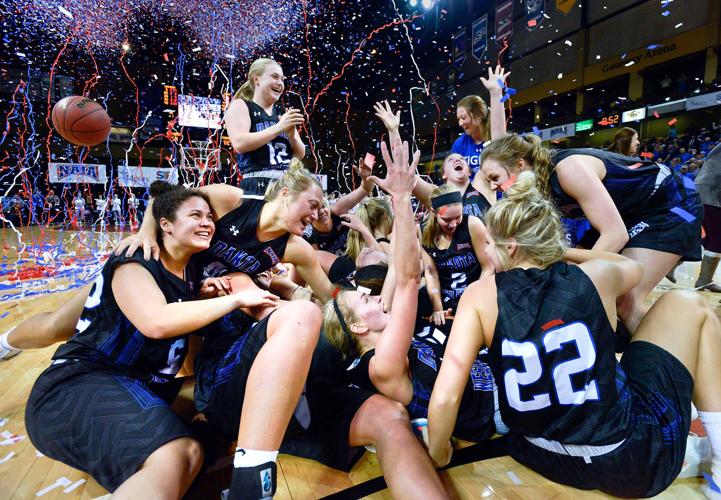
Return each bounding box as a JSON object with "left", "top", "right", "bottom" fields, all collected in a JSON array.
[
  {"left": 556, "top": 0, "right": 576, "bottom": 15},
  {"left": 452, "top": 28, "right": 467, "bottom": 69},
  {"left": 525, "top": 0, "right": 545, "bottom": 31},
  {"left": 49, "top": 163, "right": 106, "bottom": 184},
  {"left": 118, "top": 166, "right": 179, "bottom": 187},
  {"left": 537, "top": 123, "right": 576, "bottom": 141},
  {"left": 472, "top": 14, "right": 488, "bottom": 62},
  {"left": 495, "top": 0, "right": 514, "bottom": 47}
]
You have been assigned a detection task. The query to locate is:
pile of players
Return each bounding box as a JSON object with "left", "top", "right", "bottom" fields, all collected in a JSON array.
[{"left": 3, "top": 58, "right": 721, "bottom": 500}]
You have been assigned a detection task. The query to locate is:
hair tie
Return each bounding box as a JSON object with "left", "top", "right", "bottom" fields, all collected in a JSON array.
[{"left": 431, "top": 191, "right": 463, "bottom": 211}]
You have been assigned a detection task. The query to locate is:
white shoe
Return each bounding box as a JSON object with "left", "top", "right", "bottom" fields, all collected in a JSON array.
[
  {"left": 679, "top": 435, "right": 712, "bottom": 478},
  {"left": 701, "top": 474, "right": 721, "bottom": 499},
  {"left": 0, "top": 331, "right": 21, "bottom": 361}
]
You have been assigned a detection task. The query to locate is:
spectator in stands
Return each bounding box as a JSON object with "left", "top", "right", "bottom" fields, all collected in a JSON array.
[{"left": 608, "top": 127, "right": 640, "bottom": 157}]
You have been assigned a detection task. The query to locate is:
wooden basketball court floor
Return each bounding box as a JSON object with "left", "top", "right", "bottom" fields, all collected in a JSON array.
[{"left": 0, "top": 227, "right": 710, "bottom": 499}]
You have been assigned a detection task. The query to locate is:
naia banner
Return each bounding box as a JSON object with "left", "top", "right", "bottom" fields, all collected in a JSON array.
[{"left": 49, "top": 163, "right": 107, "bottom": 184}]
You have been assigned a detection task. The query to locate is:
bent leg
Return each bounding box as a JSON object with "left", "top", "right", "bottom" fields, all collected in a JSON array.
[
  {"left": 7, "top": 284, "right": 90, "bottom": 349},
  {"left": 349, "top": 395, "right": 448, "bottom": 500},
  {"left": 618, "top": 247, "right": 681, "bottom": 332},
  {"left": 631, "top": 290, "right": 721, "bottom": 411},
  {"left": 236, "top": 301, "right": 321, "bottom": 450},
  {"left": 113, "top": 437, "right": 203, "bottom": 500}
]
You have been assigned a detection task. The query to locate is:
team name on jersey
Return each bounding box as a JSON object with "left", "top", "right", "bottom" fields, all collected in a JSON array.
[
  {"left": 436, "top": 253, "right": 477, "bottom": 270},
  {"left": 209, "top": 240, "right": 261, "bottom": 273},
  {"left": 456, "top": 242, "right": 472, "bottom": 251},
  {"left": 255, "top": 120, "right": 289, "bottom": 140}
]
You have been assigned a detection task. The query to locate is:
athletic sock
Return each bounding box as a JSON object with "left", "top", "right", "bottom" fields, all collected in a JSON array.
[
  {"left": 0, "top": 330, "right": 21, "bottom": 360},
  {"left": 227, "top": 448, "right": 278, "bottom": 499},
  {"left": 699, "top": 411, "right": 721, "bottom": 486}
]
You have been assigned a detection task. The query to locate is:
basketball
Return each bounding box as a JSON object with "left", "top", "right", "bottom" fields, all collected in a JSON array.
[{"left": 51, "top": 96, "right": 112, "bottom": 147}]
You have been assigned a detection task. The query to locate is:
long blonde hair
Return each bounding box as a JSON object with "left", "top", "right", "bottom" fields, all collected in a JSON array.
[
  {"left": 481, "top": 133, "right": 555, "bottom": 198},
  {"left": 322, "top": 292, "right": 362, "bottom": 361},
  {"left": 264, "top": 158, "right": 322, "bottom": 201},
  {"left": 235, "top": 58, "right": 279, "bottom": 101},
  {"left": 421, "top": 184, "right": 462, "bottom": 247},
  {"left": 457, "top": 95, "right": 490, "bottom": 142},
  {"left": 344, "top": 197, "right": 393, "bottom": 261},
  {"left": 484, "top": 171, "right": 566, "bottom": 269}
]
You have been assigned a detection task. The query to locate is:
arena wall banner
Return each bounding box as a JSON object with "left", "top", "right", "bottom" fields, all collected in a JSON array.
[
  {"left": 49, "top": 163, "right": 107, "bottom": 184},
  {"left": 537, "top": 123, "right": 576, "bottom": 142},
  {"left": 453, "top": 28, "right": 467, "bottom": 69},
  {"left": 686, "top": 90, "right": 721, "bottom": 111},
  {"left": 118, "top": 166, "right": 179, "bottom": 187},
  {"left": 495, "top": 0, "right": 514, "bottom": 47},
  {"left": 472, "top": 14, "right": 488, "bottom": 62}
]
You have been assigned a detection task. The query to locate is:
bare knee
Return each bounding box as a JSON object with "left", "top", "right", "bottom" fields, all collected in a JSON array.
[
  {"left": 182, "top": 438, "right": 204, "bottom": 474},
  {"left": 665, "top": 289, "right": 711, "bottom": 313},
  {"left": 272, "top": 301, "right": 321, "bottom": 344},
  {"left": 357, "top": 396, "right": 411, "bottom": 443}
]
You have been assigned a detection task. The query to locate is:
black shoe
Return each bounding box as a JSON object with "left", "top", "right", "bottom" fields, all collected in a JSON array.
[{"left": 228, "top": 460, "right": 277, "bottom": 499}]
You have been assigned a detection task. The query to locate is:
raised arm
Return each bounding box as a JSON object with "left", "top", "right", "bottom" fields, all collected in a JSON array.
[
  {"left": 330, "top": 161, "right": 374, "bottom": 216},
  {"left": 480, "top": 65, "right": 510, "bottom": 141},
  {"left": 112, "top": 263, "right": 278, "bottom": 339},
  {"left": 367, "top": 137, "right": 421, "bottom": 403},
  {"left": 288, "top": 123, "right": 306, "bottom": 160}
]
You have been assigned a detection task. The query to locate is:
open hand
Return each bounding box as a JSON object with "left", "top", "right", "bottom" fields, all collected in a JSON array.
[{"left": 480, "top": 65, "right": 511, "bottom": 95}]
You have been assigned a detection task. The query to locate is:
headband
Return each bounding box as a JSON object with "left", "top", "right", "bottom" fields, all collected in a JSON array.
[
  {"left": 333, "top": 298, "right": 356, "bottom": 353},
  {"left": 431, "top": 191, "right": 463, "bottom": 210},
  {"left": 354, "top": 264, "right": 388, "bottom": 284}
]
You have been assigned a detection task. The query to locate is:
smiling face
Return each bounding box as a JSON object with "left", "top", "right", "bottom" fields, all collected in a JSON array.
[
  {"left": 254, "top": 62, "right": 285, "bottom": 103},
  {"left": 435, "top": 203, "right": 463, "bottom": 236},
  {"left": 442, "top": 154, "right": 471, "bottom": 185},
  {"left": 283, "top": 184, "right": 323, "bottom": 236},
  {"left": 161, "top": 196, "right": 215, "bottom": 252},
  {"left": 457, "top": 106, "right": 481, "bottom": 136},
  {"left": 481, "top": 157, "right": 516, "bottom": 192},
  {"left": 344, "top": 290, "right": 389, "bottom": 334},
  {"left": 312, "top": 201, "right": 333, "bottom": 233}
]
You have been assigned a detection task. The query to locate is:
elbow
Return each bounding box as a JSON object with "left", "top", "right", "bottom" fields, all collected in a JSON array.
[
  {"left": 138, "top": 319, "right": 174, "bottom": 340},
  {"left": 230, "top": 135, "right": 250, "bottom": 154},
  {"left": 614, "top": 229, "right": 630, "bottom": 250}
]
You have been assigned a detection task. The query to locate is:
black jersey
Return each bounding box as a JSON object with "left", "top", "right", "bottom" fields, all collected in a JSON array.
[
  {"left": 550, "top": 148, "right": 698, "bottom": 223},
  {"left": 422, "top": 215, "right": 481, "bottom": 310},
  {"left": 204, "top": 197, "right": 290, "bottom": 276},
  {"left": 302, "top": 213, "right": 349, "bottom": 255},
  {"left": 53, "top": 251, "right": 200, "bottom": 384},
  {"left": 237, "top": 100, "right": 292, "bottom": 175},
  {"left": 347, "top": 339, "right": 496, "bottom": 442},
  {"left": 462, "top": 184, "right": 490, "bottom": 220},
  {"left": 490, "top": 262, "right": 632, "bottom": 446}
]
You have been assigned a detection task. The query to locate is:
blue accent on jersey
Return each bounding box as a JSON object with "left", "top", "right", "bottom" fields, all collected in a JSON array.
[{"left": 117, "top": 330, "right": 144, "bottom": 367}]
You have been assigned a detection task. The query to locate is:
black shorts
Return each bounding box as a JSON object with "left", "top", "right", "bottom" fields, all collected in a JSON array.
[
  {"left": 508, "top": 341, "right": 693, "bottom": 498},
  {"left": 25, "top": 360, "right": 192, "bottom": 492},
  {"left": 579, "top": 194, "right": 703, "bottom": 261},
  {"left": 194, "top": 315, "right": 272, "bottom": 438},
  {"left": 281, "top": 335, "right": 375, "bottom": 471},
  {"left": 240, "top": 176, "right": 281, "bottom": 196},
  {"left": 328, "top": 254, "right": 356, "bottom": 285}
]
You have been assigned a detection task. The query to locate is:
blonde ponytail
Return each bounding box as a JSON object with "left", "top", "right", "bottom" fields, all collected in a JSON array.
[
  {"left": 484, "top": 171, "right": 566, "bottom": 269},
  {"left": 481, "top": 133, "right": 554, "bottom": 198}
]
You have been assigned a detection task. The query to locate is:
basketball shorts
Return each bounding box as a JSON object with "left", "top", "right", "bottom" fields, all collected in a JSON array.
[
  {"left": 281, "top": 335, "right": 375, "bottom": 472},
  {"left": 25, "top": 360, "right": 192, "bottom": 492},
  {"left": 194, "top": 314, "right": 271, "bottom": 438},
  {"left": 578, "top": 191, "right": 703, "bottom": 261},
  {"left": 508, "top": 341, "right": 692, "bottom": 498}
]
